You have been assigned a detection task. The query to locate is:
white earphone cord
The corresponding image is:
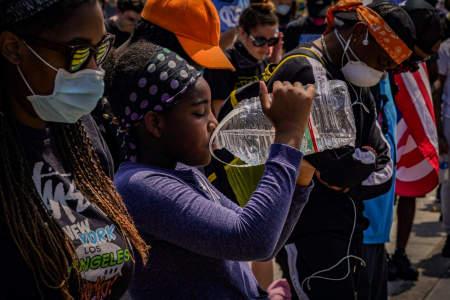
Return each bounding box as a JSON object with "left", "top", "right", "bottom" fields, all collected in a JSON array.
[
  {"left": 334, "top": 29, "right": 371, "bottom": 114},
  {"left": 301, "top": 196, "right": 366, "bottom": 291},
  {"left": 349, "top": 82, "right": 370, "bottom": 114}
]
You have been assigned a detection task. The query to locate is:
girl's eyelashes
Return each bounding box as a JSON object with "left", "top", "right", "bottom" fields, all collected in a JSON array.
[
  {"left": 193, "top": 111, "right": 207, "bottom": 117},
  {"left": 192, "top": 105, "right": 209, "bottom": 118}
]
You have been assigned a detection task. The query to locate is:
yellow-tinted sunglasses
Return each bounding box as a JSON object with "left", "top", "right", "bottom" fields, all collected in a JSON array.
[{"left": 25, "top": 33, "right": 115, "bottom": 73}]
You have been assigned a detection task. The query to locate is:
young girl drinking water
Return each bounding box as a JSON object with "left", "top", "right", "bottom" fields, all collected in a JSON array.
[{"left": 111, "top": 41, "right": 316, "bottom": 299}]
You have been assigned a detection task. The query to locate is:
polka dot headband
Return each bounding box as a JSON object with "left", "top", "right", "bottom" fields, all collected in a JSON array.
[{"left": 120, "top": 46, "right": 201, "bottom": 130}]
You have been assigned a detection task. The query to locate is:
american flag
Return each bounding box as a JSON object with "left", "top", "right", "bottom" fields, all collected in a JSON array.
[{"left": 394, "top": 62, "right": 439, "bottom": 197}]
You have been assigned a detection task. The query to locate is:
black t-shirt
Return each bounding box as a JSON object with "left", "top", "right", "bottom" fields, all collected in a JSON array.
[
  {"left": 283, "top": 17, "right": 327, "bottom": 53},
  {"left": 203, "top": 40, "right": 269, "bottom": 101},
  {"left": 203, "top": 41, "right": 270, "bottom": 203},
  {"left": 0, "top": 115, "right": 134, "bottom": 299},
  {"left": 105, "top": 19, "right": 131, "bottom": 48}
]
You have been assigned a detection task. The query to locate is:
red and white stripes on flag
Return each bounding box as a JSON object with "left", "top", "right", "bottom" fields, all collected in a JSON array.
[{"left": 394, "top": 62, "right": 439, "bottom": 197}]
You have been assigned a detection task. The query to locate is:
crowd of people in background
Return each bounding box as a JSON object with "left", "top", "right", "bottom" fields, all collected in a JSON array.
[{"left": 0, "top": 0, "right": 449, "bottom": 299}]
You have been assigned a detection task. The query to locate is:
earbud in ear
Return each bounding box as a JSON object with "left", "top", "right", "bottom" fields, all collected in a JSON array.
[{"left": 362, "top": 29, "right": 369, "bottom": 46}]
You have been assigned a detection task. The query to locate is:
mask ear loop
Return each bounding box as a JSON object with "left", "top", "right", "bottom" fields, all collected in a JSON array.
[
  {"left": 22, "top": 41, "right": 58, "bottom": 72},
  {"left": 347, "top": 32, "right": 379, "bottom": 114},
  {"left": 335, "top": 29, "right": 367, "bottom": 65},
  {"left": 343, "top": 33, "right": 364, "bottom": 63},
  {"left": 334, "top": 29, "right": 351, "bottom": 68},
  {"left": 334, "top": 30, "right": 373, "bottom": 114},
  {"left": 16, "top": 65, "right": 36, "bottom": 95}
]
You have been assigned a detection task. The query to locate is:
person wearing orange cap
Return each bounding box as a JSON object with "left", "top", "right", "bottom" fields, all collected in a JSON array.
[
  {"left": 265, "top": 1, "right": 417, "bottom": 299},
  {"left": 123, "top": 0, "right": 235, "bottom": 71},
  {"left": 100, "top": 0, "right": 237, "bottom": 168}
]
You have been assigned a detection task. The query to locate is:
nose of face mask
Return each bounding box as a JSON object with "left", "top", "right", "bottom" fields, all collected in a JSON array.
[{"left": 341, "top": 61, "right": 384, "bottom": 87}]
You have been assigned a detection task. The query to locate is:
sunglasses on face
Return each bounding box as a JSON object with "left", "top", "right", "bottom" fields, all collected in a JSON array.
[
  {"left": 248, "top": 34, "right": 280, "bottom": 47},
  {"left": 24, "top": 34, "right": 115, "bottom": 73}
]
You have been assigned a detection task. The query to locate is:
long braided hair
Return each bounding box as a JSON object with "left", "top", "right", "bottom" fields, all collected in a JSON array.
[{"left": 0, "top": 1, "right": 148, "bottom": 298}]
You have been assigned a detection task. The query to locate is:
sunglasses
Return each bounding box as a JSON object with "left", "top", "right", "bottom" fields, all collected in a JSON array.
[
  {"left": 248, "top": 34, "right": 280, "bottom": 47},
  {"left": 24, "top": 34, "right": 115, "bottom": 73}
]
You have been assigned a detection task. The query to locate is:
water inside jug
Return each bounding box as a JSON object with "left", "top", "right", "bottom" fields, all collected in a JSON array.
[{"left": 210, "top": 80, "right": 356, "bottom": 167}]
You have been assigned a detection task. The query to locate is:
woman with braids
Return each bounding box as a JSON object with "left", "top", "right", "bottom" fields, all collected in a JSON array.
[
  {"left": 0, "top": 0, "right": 147, "bottom": 298},
  {"left": 111, "top": 41, "right": 316, "bottom": 299}
]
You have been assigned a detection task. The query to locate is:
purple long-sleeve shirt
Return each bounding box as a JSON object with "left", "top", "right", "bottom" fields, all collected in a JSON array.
[{"left": 114, "top": 143, "right": 313, "bottom": 299}]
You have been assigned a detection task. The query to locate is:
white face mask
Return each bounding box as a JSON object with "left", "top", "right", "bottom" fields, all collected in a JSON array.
[
  {"left": 335, "top": 29, "right": 384, "bottom": 87},
  {"left": 18, "top": 42, "right": 105, "bottom": 124}
]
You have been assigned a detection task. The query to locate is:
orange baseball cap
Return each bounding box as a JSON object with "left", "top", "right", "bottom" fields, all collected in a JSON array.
[{"left": 141, "top": 0, "right": 235, "bottom": 71}]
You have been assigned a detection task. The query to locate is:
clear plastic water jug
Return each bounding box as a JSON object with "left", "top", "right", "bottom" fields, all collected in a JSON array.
[{"left": 209, "top": 80, "right": 357, "bottom": 167}]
